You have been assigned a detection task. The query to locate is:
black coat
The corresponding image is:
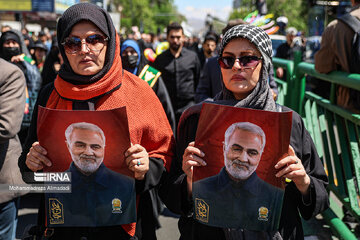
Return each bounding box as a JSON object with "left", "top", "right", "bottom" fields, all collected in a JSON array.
[
  {"left": 193, "top": 168, "right": 284, "bottom": 231},
  {"left": 159, "top": 103, "right": 329, "bottom": 240}
]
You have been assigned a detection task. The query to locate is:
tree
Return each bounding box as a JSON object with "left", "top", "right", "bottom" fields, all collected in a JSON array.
[
  {"left": 229, "top": 0, "right": 309, "bottom": 33},
  {"left": 113, "top": 0, "right": 182, "bottom": 34}
]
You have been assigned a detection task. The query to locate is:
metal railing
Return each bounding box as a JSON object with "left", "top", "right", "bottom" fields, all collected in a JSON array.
[
  {"left": 274, "top": 56, "right": 360, "bottom": 239},
  {"left": 272, "top": 57, "right": 294, "bottom": 106}
]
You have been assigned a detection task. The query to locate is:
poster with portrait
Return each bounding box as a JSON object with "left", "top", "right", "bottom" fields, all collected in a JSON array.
[
  {"left": 37, "top": 106, "right": 136, "bottom": 227},
  {"left": 192, "top": 102, "right": 292, "bottom": 231}
]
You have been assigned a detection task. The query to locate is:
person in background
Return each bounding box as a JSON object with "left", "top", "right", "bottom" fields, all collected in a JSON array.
[
  {"left": 31, "top": 41, "right": 48, "bottom": 73},
  {"left": 41, "top": 38, "right": 64, "bottom": 88},
  {"left": 0, "top": 30, "right": 41, "bottom": 93},
  {"left": 315, "top": 0, "right": 360, "bottom": 114},
  {"left": 153, "top": 22, "right": 201, "bottom": 125},
  {"left": 276, "top": 16, "right": 288, "bottom": 36},
  {"left": 1, "top": 25, "right": 11, "bottom": 33},
  {"left": 18, "top": 3, "right": 173, "bottom": 240},
  {"left": 121, "top": 39, "right": 176, "bottom": 133},
  {"left": 197, "top": 34, "right": 217, "bottom": 69},
  {"left": 23, "top": 33, "right": 35, "bottom": 55},
  {"left": 187, "top": 36, "right": 201, "bottom": 53},
  {"left": 275, "top": 27, "right": 305, "bottom": 79},
  {"left": 0, "top": 29, "right": 42, "bottom": 145},
  {"left": 149, "top": 32, "right": 159, "bottom": 51},
  {"left": 21, "top": 28, "right": 29, "bottom": 36},
  {"left": 0, "top": 57, "right": 26, "bottom": 240},
  {"left": 38, "top": 31, "right": 51, "bottom": 52}
]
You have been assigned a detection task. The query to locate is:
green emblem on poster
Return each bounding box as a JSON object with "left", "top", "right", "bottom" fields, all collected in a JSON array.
[{"left": 139, "top": 65, "right": 161, "bottom": 88}]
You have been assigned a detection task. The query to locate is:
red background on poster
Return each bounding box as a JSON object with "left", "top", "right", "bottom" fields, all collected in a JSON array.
[
  {"left": 193, "top": 103, "right": 292, "bottom": 189},
  {"left": 37, "top": 106, "right": 133, "bottom": 178}
]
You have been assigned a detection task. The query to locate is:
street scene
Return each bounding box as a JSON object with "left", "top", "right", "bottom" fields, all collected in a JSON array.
[{"left": 0, "top": 0, "right": 359, "bottom": 239}]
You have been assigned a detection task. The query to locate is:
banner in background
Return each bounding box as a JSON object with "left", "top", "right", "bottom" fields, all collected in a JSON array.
[{"left": 0, "top": 0, "right": 56, "bottom": 12}]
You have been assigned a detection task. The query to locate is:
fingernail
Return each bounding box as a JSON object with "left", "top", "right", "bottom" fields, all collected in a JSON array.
[
  {"left": 201, "top": 151, "right": 205, "bottom": 157},
  {"left": 274, "top": 164, "right": 278, "bottom": 168},
  {"left": 47, "top": 162, "right": 52, "bottom": 167},
  {"left": 203, "top": 161, "right": 207, "bottom": 166}
]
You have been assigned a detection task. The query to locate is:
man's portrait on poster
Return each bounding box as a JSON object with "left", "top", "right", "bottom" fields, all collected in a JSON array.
[
  {"left": 46, "top": 122, "right": 136, "bottom": 227},
  {"left": 193, "top": 122, "right": 284, "bottom": 231}
]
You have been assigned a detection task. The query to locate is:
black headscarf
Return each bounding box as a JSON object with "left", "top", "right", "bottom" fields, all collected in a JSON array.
[
  {"left": 0, "top": 31, "right": 21, "bottom": 46},
  {"left": 23, "top": 34, "right": 35, "bottom": 51},
  {"left": 41, "top": 40, "right": 61, "bottom": 87},
  {"left": 57, "top": 2, "right": 116, "bottom": 85},
  {"left": 0, "top": 29, "right": 32, "bottom": 73},
  {"left": 215, "top": 24, "right": 276, "bottom": 111}
]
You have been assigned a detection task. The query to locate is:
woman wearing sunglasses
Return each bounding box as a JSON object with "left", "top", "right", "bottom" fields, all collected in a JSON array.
[
  {"left": 18, "top": 3, "right": 174, "bottom": 240},
  {"left": 160, "top": 24, "right": 329, "bottom": 239}
]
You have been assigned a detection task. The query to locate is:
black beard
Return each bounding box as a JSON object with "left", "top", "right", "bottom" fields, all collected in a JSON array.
[
  {"left": 206, "top": 49, "right": 213, "bottom": 55},
  {"left": 170, "top": 43, "right": 181, "bottom": 51}
]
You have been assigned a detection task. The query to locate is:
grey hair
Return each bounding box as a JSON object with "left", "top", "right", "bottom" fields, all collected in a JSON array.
[
  {"left": 65, "top": 122, "right": 106, "bottom": 146},
  {"left": 286, "top": 27, "right": 298, "bottom": 36},
  {"left": 224, "top": 122, "right": 266, "bottom": 154}
]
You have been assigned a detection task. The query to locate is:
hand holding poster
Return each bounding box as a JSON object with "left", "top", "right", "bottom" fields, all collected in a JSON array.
[
  {"left": 37, "top": 106, "right": 136, "bottom": 227},
  {"left": 192, "top": 103, "right": 292, "bottom": 232}
]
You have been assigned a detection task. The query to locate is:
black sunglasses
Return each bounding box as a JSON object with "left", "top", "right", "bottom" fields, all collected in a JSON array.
[
  {"left": 218, "top": 55, "right": 262, "bottom": 69},
  {"left": 61, "top": 34, "right": 108, "bottom": 54}
]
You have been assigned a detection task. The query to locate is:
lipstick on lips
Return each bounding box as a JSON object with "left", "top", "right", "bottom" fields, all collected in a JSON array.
[{"left": 231, "top": 74, "right": 246, "bottom": 81}]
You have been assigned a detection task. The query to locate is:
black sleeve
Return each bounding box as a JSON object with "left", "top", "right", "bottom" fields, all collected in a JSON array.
[
  {"left": 195, "top": 61, "right": 212, "bottom": 103},
  {"left": 41, "top": 53, "right": 58, "bottom": 88},
  {"left": 152, "top": 54, "right": 163, "bottom": 72},
  {"left": 18, "top": 83, "right": 54, "bottom": 182},
  {"left": 152, "top": 77, "right": 176, "bottom": 133},
  {"left": 193, "top": 54, "right": 201, "bottom": 90},
  {"left": 159, "top": 111, "right": 200, "bottom": 215},
  {"left": 136, "top": 157, "right": 166, "bottom": 195},
  {"left": 275, "top": 44, "right": 285, "bottom": 58}
]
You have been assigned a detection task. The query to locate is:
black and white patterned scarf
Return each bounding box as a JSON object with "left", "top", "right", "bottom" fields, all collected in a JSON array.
[{"left": 215, "top": 24, "right": 276, "bottom": 112}]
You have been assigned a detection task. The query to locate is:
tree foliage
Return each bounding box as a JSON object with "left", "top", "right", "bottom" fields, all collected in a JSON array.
[
  {"left": 229, "top": 0, "right": 309, "bottom": 33},
  {"left": 113, "top": 0, "right": 182, "bottom": 34}
]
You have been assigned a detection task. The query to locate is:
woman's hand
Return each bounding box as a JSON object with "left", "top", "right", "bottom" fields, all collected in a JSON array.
[
  {"left": 276, "top": 67, "right": 284, "bottom": 79},
  {"left": 25, "top": 142, "right": 52, "bottom": 172},
  {"left": 11, "top": 54, "right": 24, "bottom": 63},
  {"left": 125, "top": 143, "right": 149, "bottom": 180},
  {"left": 275, "top": 145, "right": 311, "bottom": 195},
  {"left": 337, "top": 86, "right": 351, "bottom": 109},
  {"left": 182, "top": 142, "right": 206, "bottom": 195}
]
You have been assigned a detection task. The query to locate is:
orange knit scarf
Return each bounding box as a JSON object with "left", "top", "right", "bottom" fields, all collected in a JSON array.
[{"left": 46, "top": 34, "right": 174, "bottom": 236}]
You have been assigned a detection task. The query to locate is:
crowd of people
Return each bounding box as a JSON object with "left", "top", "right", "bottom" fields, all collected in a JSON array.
[{"left": 2, "top": 0, "right": 360, "bottom": 239}]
